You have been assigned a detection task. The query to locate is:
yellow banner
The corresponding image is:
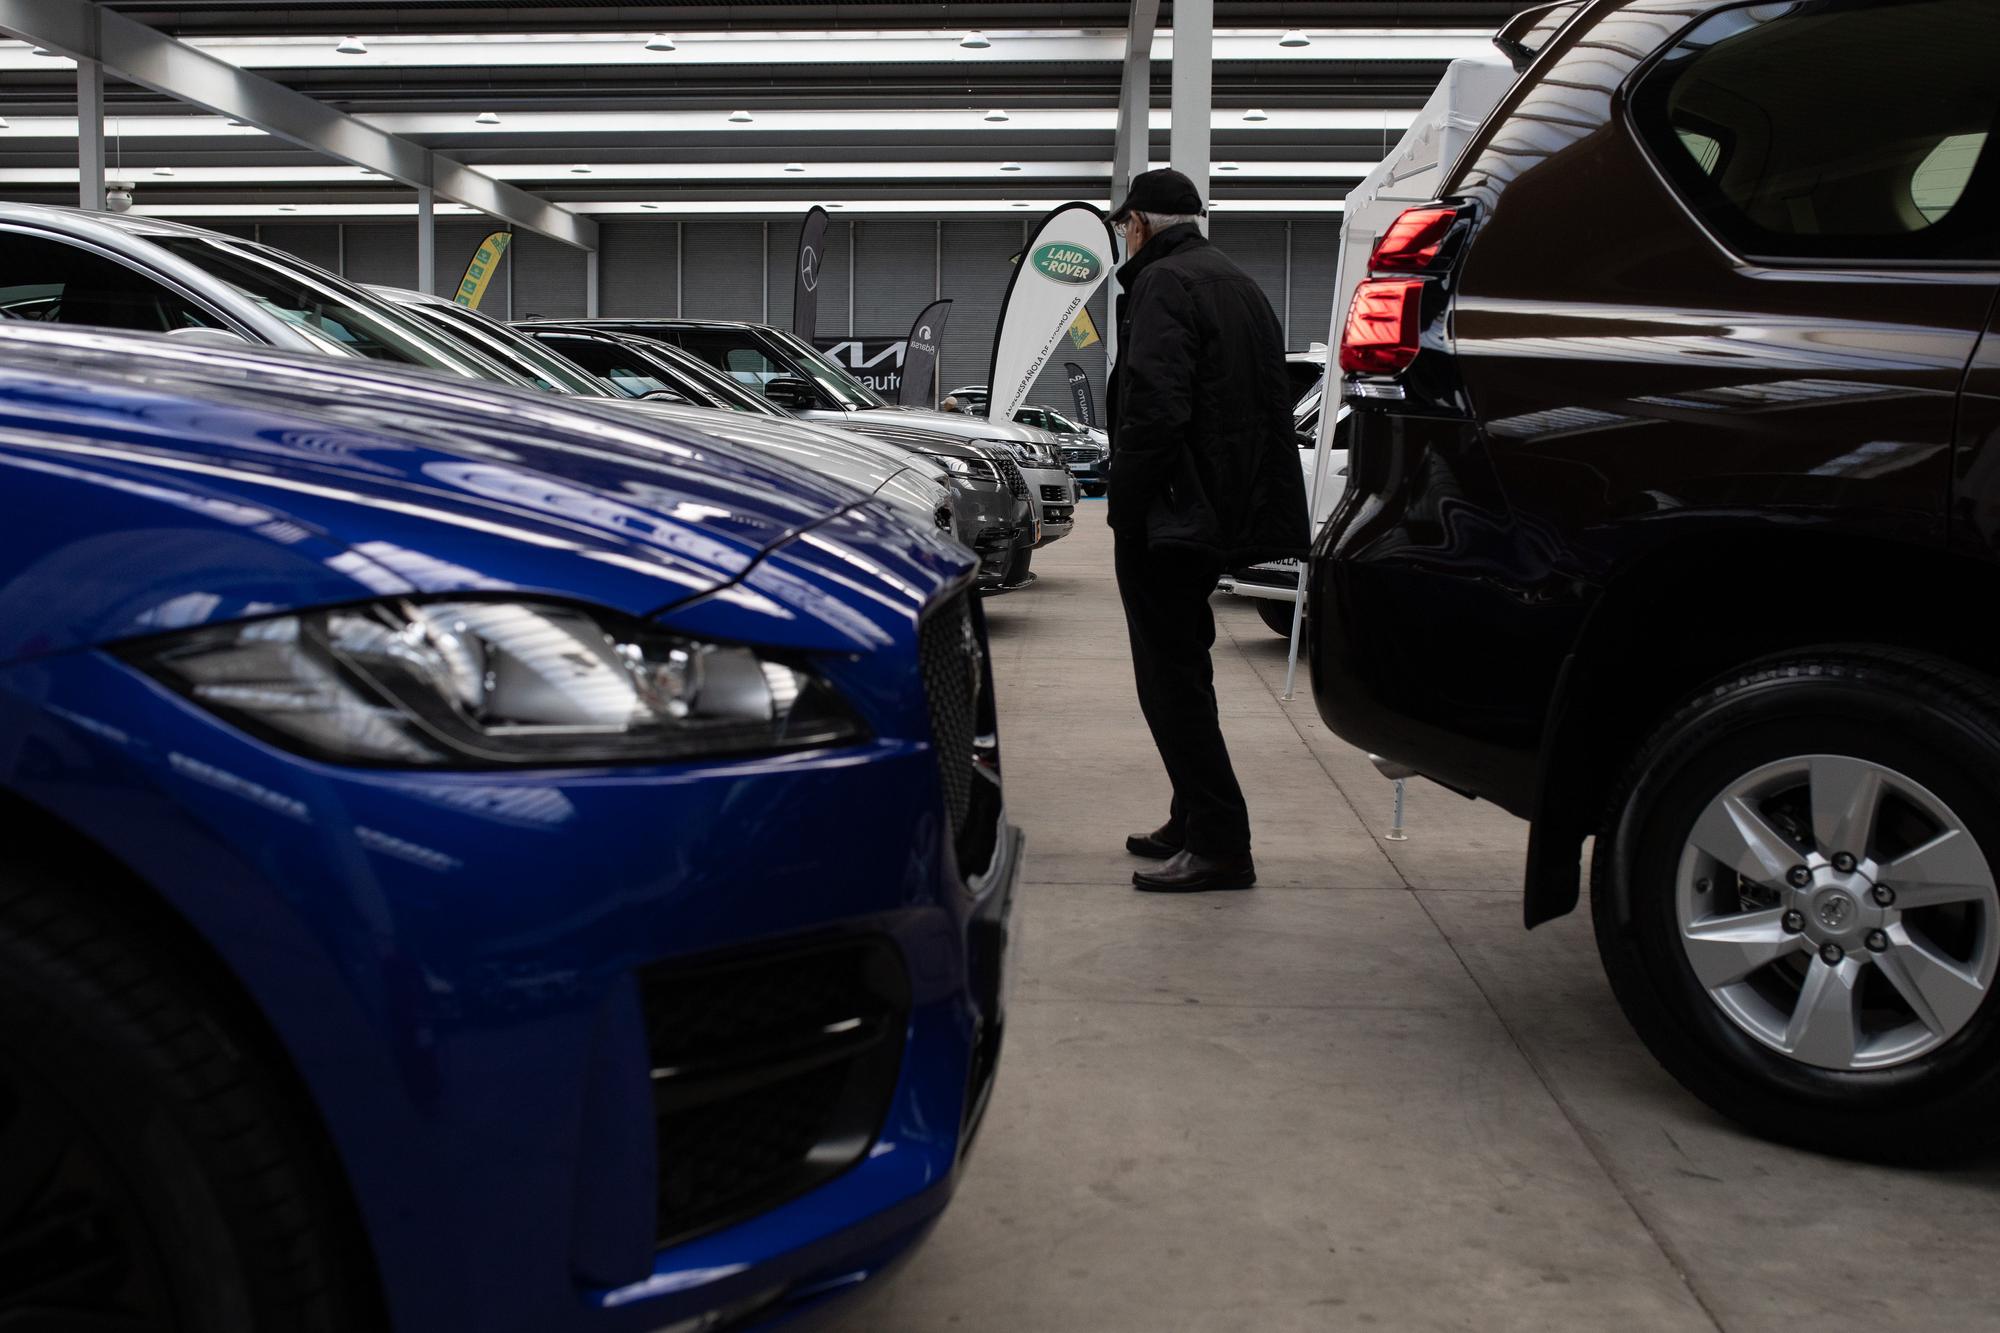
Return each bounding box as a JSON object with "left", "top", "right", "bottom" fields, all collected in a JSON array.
[
  {"left": 1067, "top": 306, "right": 1101, "bottom": 350},
  {"left": 454, "top": 232, "right": 512, "bottom": 310}
]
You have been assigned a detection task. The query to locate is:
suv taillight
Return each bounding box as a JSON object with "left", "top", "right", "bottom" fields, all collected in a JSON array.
[
  {"left": 1338, "top": 279, "right": 1423, "bottom": 375},
  {"left": 1368, "top": 206, "right": 1460, "bottom": 272}
]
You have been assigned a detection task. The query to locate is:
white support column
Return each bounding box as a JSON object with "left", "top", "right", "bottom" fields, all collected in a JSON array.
[
  {"left": 77, "top": 54, "right": 105, "bottom": 210},
  {"left": 675, "top": 222, "right": 683, "bottom": 316},
  {"left": 1109, "top": 0, "right": 1160, "bottom": 375},
  {"left": 934, "top": 220, "right": 942, "bottom": 300},
  {"left": 1283, "top": 220, "right": 1294, "bottom": 348},
  {"left": 847, "top": 220, "right": 856, "bottom": 337},
  {"left": 416, "top": 185, "right": 436, "bottom": 294},
  {"left": 586, "top": 247, "right": 600, "bottom": 317},
  {"left": 761, "top": 221, "right": 770, "bottom": 322},
  {"left": 336, "top": 222, "right": 346, "bottom": 276},
  {"left": 1170, "top": 0, "right": 1212, "bottom": 230}
]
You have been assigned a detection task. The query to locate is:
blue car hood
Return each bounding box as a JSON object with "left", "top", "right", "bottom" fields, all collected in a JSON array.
[{"left": 0, "top": 330, "right": 867, "bottom": 661}]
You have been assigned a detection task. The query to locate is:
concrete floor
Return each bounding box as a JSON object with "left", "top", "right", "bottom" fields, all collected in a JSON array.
[{"left": 835, "top": 507, "right": 2000, "bottom": 1333}]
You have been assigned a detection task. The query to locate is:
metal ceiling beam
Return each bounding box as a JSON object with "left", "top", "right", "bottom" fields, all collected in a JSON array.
[{"left": 0, "top": 0, "right": 596, "bottom": 249}]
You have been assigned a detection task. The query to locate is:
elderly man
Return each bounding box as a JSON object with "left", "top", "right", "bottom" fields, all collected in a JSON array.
[{"left": 1106, "top": 168, "right": 1311, "bottom": 893}]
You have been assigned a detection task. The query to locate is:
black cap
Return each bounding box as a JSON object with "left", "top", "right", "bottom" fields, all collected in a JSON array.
[{"left": 1108, "top": 168, "right": 1206, "bottom": 224}]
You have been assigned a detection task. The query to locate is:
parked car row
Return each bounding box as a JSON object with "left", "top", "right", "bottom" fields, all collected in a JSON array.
[
  {"left": 0, "top": 202, "right": 1029, "bottom": 1329},
  {"left": 1308, "top": 0, "right": 2000, "bottom": 1159}
]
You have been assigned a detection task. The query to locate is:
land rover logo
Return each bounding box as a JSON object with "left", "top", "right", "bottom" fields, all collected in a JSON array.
[
  {"left": 800, "top": 245, "right": 820, "bottom": 292},
  {"left": 1032, "top": 242, "right": 1101, "bottom": 285}
]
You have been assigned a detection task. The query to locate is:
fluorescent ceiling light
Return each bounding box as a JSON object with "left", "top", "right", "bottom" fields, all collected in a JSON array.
[
  {"left": 984, "top": 109, "right": 1010, "bottom": 122},
  {"left": 361, "top": 107, "right": 1412, "bottom": 136},
  {"left": 999, "top": 161, "right": 1022, "bottom": 172},
  {"left": 0, "top": 106, "right": 1416, "bottom": 141},
  {"left": 336, "top": 36, "right": 367, "bottom": 55},
  {"left": 475, "top": 111, "right": 501, "bottom": 125},
  {"left": 645, "top": 33, "right": 677, "bottom": 52},
  {"left": 569, "top": 164, "right": 592, "bottom": 173},
  {"left": 131, "top": 198, "right": 1348, "bottom": 220},
  {"left": 959, "top": 30, "right": 991, "bottom": 49},
  {"left": 1243, "top": 108, "right": 1270, "bottom": 122},
  {"left": 0, "top": 160, "right": 1374, "bottom": 186},
  {"left": 153, "top": 166, "right": 175, "bottom": 176},
  {"left": 1279, "top": 29, "right": 1312, "bottom": 47},
  {"left": 4, "top": 30, "right": 1492, "bottom": 72}
]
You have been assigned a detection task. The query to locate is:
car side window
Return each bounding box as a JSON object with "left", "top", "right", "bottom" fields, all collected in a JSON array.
[
  {"left": 1631, "top": 0, "right": 1999, "bottom": 262},
  {"left": 0, "top": 233, "right": 228, "bottom": 333},
  {"left": 540, "top": 337, "right": 672, "bottom": 397}
]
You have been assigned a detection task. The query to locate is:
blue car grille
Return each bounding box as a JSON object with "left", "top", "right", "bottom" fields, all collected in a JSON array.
[
  {"left": 640, "top": 937, "right": 909, "bottom": 1248},
  {"left": 919, "top": 591, "right": 1001, "bottom": 879}
]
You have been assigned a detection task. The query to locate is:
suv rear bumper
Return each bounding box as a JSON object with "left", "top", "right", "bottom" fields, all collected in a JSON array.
[{"left": 1305, "top": 408, "right": 1572, "bottom": 817}]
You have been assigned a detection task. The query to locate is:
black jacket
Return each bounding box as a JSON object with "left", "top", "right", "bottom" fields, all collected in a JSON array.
[{"left": 1107, "top": 223, "right": 1310, "bottom": 567}]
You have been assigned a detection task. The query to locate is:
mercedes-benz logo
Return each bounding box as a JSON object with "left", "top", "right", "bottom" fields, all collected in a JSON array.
[
  {"left": 1816, "top": 894, "right": 1854, "bottom": 930},
  {"left": 799, "top": 245, "right": 820, "bottom": 292}
]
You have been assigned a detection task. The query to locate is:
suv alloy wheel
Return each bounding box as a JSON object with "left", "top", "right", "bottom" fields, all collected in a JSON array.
[{"left": 1593, "top": 651, "right": 2000, "bottom": 1159}]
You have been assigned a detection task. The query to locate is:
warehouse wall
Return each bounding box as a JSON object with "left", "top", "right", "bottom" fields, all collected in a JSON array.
[{"left": 314, "top": 214, "right": 1341, "bottom": 416}]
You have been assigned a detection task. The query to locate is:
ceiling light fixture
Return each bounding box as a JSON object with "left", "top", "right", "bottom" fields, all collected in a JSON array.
[
  {"left": 29, "top": 47, "right": 54, "bottom": 57},
  {"left": 153, "top": 166, "right": 175, "bottom": 176},
  {"left": 641, "top": 202, "right": 660, "bottom": 209},
  {"left": 226, "top": 118, "right": 247, "bottom": 127},
  {"left": 728, "top": 109, "right": 753, "bottom": 123},
  {"left": 570, "top": 164, "right": 592, "bottom": 173},
  {"left": 645, "top": 33, "right": 677, "bottom": 51},
  {"left": 277, "top": 203, "right": 299, "bottom": 211},
  {"left": 336, "top": 36, "right": 367, "bottom": 55},
  {"left": 0, "top": 117, "right": 10, "bottom": 130},
  {"left": 984, "top": 109, "right": 1010, "bottom": 122},
  {"left": 1218, "top": 161, "right": 1240, "bottom": 171},
  {"left": 1279, "top": 29, "right": 1312, "bottom": 47},
  {"left": 999, "top": 161, "right": 1022, "bottom": 172},
  {"left": 784, "top": 162, "right": 805, "bottom": 172},
  {"left": 1242, "top": 108, "right": 1270, "bottom": 122},
  {"left": 959, "top": 30, "right": 991, "bottom": 49},
  {"left": 359, "top": 166, "right": 378, "bottom": 175},
  {"left": 475, "top": 111, "right": 501, "bottom": 125}
]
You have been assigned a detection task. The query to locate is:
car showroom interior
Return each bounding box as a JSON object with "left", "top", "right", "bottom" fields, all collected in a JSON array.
[{"left": 2, "top": 0, "right": 1998, "bottom": 1329}]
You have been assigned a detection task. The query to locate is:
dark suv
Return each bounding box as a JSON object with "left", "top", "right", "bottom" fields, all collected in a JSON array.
[{"left": 1311, "top": 0, "right": 2000, "bottom": 1157}]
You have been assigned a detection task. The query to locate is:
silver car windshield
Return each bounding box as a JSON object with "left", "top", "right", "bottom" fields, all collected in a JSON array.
[
  {"left": 411, "top": 304, "right": 613, "bottom": 397},
  {"left": 152, "top": 236, "right": 535, "bottom": 385}
]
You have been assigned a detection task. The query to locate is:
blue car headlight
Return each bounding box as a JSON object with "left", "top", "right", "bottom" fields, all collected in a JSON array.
[{"left": 126, "top": 599, "right": 866, "bottom": 767}]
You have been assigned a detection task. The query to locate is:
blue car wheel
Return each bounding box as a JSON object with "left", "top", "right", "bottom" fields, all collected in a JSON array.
[{"left": 0, "top": 850, "right": 382, "bottom": 1330}]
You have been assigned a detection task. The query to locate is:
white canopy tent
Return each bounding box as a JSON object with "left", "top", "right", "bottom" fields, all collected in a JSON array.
[{"left": 1281, "top": 54, "right": 1519, "bottom": 700}]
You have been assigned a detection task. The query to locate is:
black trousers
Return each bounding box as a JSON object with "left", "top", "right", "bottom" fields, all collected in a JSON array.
[{"left": 1114, "top": 531, "right": 1252, "bottom": 858}]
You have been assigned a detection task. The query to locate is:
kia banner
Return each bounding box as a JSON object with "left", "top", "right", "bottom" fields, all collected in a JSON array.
[
  {"left": 986, "top": 202, "right": 1117, "bottom": 424},
  {"left": 897, "top": 299, "right": 952, "bottom": 408},
  {"left": 793, "top": 205, "right": 831, "bottom": 339},
  {"left": 814, "top": 337, "right": 908, "bottom": 396},
  {"left": 1064, "top": 361, "right": 1096, "bottom": 427}
]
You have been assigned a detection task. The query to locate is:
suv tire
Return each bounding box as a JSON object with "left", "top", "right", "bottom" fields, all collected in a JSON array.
[
  {"left": 1592, "top": 650, "right": 2000, "bottom": 1160},
  {"left": 0, "top": 859, "right": 379, "bottom": 1329}
]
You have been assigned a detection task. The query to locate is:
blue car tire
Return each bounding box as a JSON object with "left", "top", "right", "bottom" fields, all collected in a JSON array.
[{"left": 0, "top": 853, "right": 382, "bottom": 1330}]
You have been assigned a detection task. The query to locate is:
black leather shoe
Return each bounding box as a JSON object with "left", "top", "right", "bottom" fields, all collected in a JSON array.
[
  {"left": 1133, "top": 850, "right": 1256, "bottom": 893},
  {"left": 1124, "top": 823, "right": 1184, "bottom": 859}
]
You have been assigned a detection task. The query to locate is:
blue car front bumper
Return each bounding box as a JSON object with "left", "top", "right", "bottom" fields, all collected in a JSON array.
[{"left": 0, "top": 602, "right": 1020, "bottom": 1333}]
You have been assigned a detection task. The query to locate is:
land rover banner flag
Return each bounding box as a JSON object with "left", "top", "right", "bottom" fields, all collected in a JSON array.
[
  {"left": 454, "top": 232, "right": 512, "bottom": 310},
  {"left": 986, "top": 202, "right": 1117, "bottom": 423},
  {"left": 793, "top": 205, "right": 831, "bottom": 339},
  {"left": 1064, "top": 362, "right": 1096, "bottom": 427},
  {"left": 897, "top": 298, "right": 953, "bottom": 408}
]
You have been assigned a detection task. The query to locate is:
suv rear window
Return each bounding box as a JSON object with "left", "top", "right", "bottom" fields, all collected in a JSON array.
[{"left": 1632, "top": 0, "right": 1999, "bottom": 263}]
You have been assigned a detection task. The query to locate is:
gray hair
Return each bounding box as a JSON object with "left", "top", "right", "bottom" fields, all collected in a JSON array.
[{"left": 1134, "top": 211, "right": 1203, "bottom": 231}]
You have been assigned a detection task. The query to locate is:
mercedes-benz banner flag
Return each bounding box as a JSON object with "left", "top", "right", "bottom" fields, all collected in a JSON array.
[
  {"left": 897, "top": 299, "right": 952, "bottom": 408},
  {"left": 1064, "top": 361, "right": 1096, "bottom": 427},
  {"left": 985, "top": 202, "right": 1117, "bottom": 423},
  {"left": 793, "top": 205, "right": 831, "bottom": 339}
]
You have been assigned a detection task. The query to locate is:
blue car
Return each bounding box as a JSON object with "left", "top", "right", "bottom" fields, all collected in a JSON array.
[{"left": 0, "top": 324, "right": 1020, "bottom": 1332}]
